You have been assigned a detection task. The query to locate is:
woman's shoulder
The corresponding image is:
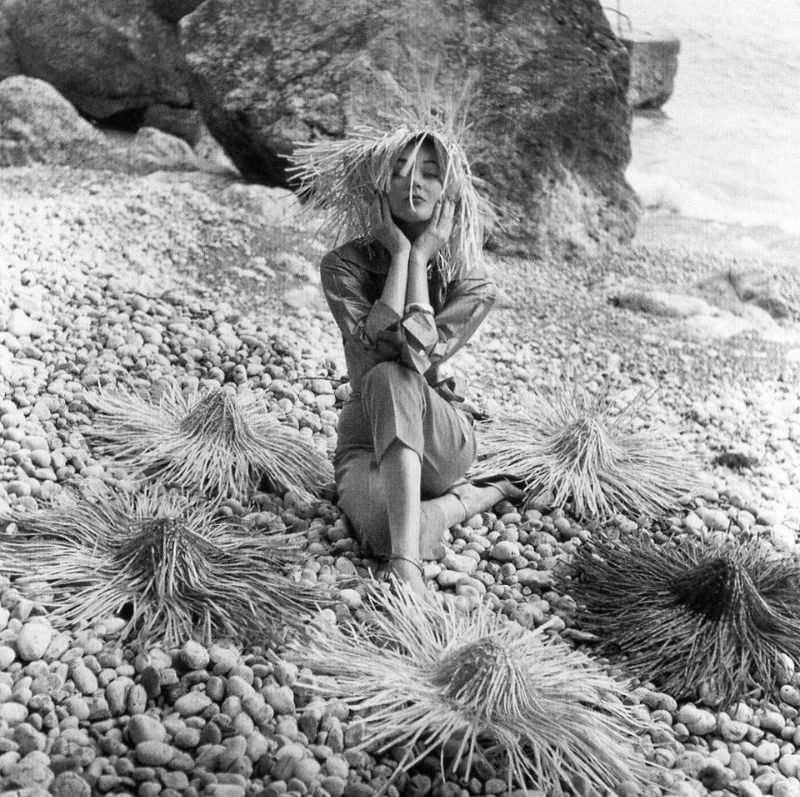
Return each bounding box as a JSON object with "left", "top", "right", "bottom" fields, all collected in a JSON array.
[{"left": 322, "top": 238, "right": 389, "bottom": 274}]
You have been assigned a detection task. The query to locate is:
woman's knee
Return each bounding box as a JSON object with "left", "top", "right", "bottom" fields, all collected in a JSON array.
[
  {"left": 362, "top": 360, "right": 425, "bottom": 402},
  {"left": 361, "top": 361, "right": 430, "bottom": 460}
]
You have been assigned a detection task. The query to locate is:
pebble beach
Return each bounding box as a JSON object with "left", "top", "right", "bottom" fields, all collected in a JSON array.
[{"left": 2, "top": 156, "right": 800, "bottom": 797}]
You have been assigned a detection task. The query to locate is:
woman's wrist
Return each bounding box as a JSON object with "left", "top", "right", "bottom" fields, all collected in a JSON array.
[
  {"left": 404, "top": 301, "right": 434, "bottom": 315},
  {"left": 408, "top": 247, "right": 429, "bottom": 269},
  {"left": 381, "top": 251, "right": 410, "bottom": 315},
  {"left": 389, "top": 241, "right": 412, "bottom": 259}
]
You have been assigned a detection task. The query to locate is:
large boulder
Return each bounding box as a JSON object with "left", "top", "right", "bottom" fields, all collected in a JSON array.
[
  {"left": 0, "top": 75, "right": 109, "bottom": 167},
  {"left": 0, "top": 3, "right": 19, "bottom": 81},
  {"left": 150, "top": 0, "right": 205, "bottom": 23},
  {"left": 0, "top": 75, "right": 203, "bottom": 174},
  {"left": 180, "top": 0, "right": 637, "bottom": 254},
  {"left": 622, "top": 35, "right": 680, "bottom": 109},
  {"left": 4, "top": 0, "right": 192, "bottom": 121},
  {"left": 142, "top": 104, "right": 204, "bottom": 144},
  {"left": 699, "top": 267, "right": 794, "bottom": 320},
  {"left": 123, "top": 126, "right": 200, "bottom": 172}
]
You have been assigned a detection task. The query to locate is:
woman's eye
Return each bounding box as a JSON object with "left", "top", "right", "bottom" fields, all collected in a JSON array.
[{"left": 423, "top": 172, "right": 441, "bottom": 180}]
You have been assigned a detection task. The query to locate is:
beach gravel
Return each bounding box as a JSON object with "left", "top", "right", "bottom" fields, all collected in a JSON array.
[{"left": 1, "top": 158, "right": 800, "bottom": 796}]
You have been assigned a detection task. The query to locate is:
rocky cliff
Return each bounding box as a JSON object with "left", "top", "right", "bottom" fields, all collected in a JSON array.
[
  {"left": 0, "top": 0, "right": 637, "bottom": 254},
  {"left": 181, "top": 0, "right": 637, "bottom": 254}
]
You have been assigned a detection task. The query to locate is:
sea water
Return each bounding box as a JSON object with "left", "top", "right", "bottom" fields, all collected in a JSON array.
[{"left": 606, "top": 0, "right": 800, "bottom": 252}]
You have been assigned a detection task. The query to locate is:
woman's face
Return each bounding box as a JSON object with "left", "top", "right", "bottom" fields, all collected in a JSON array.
[{"left": 387, "top": 140, "right": 444, "bottom": 226}]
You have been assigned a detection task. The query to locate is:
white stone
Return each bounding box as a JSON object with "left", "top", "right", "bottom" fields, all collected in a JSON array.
[
  {"left": 772, "top": 524, "right": 797, "bottom": 552},
  {"left": 441, "top": 550, "right": 477, "bottom": 575},
  {"left": 7, "top": 308, "right": 44, "bottom": 338},
  {"left": 753, "top": 740, "right": 781, "bottom": 764},
  {"left": 15, "top": 620, "right": 52, "bottom": 661},
  {"left": 676, "top": 704, "right": 717, "bottom": 735}
]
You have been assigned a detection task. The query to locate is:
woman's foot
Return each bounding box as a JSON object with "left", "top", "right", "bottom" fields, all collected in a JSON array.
[
  {"left": 449, "top": 478, "right": 524, "bottom": 523},
  {"left": 482, "top": 477, "right": 524, "bottom": 505},
  {"left": 387, "top": 554, "right": 427, "bottom": 595}
]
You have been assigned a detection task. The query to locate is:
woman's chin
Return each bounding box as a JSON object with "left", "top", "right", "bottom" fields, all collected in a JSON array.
[{"left": 392, "top": 209, "right": 433, "bottom": 227}]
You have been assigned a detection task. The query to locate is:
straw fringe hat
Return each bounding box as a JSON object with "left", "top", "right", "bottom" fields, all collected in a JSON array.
[
  {"left": 87, "top": 380, "right": 333, "bottom": 502},
  {"left": 469, "top": 383, "right": 696, "bottom": 520},
  {"left": 288, "top": 90, "right": 492, "bottom": 282},
  {"left": 1, "top": 484, "right": 324, "bottom": 646},
  {"left": 563, "top": 533, "right": 800, "bottom": 705},
  {"left": 290, "top": 580, "right": 653, "bottom": 795}
]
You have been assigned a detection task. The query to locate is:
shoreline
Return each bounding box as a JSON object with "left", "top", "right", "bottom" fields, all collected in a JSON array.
[{"left": 634, "top": 210, "right": 800, "bottom": 269}]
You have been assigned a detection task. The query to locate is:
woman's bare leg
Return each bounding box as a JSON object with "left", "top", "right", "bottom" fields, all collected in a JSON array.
[{"left": 379, "top": 439, "right": 426, "bottom": 593}]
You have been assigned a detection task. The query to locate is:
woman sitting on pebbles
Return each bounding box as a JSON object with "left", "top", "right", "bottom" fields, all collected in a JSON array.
[{"left": 291, "top": 109, "right": 520, "bottom": 593}]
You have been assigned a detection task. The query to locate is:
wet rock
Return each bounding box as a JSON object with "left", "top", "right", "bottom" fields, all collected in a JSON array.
[
  {"left": 695, "top": 506, "right": 729, "bottom": 530},
  {"left": 105, "top": 678, "right": 131, "bottom": 715},
  {"left": 441, "top": 550, "right": 478, "bottom": 575},
  {"left": 718, "top": 712, "right": 749, "bottom": 743},
  {"left": 204, "top": 784, "right": 245, "bottom": 797},
  {"left": 127, "top": 684, "right": 149, "bottom": 715},
  {"left": 758, "top": 708, "right": 787, "bottom": 735}
]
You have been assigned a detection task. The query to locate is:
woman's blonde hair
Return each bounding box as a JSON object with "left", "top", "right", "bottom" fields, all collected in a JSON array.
[{"left": 288, "top": 100, "right": 492, "bottom": 281}]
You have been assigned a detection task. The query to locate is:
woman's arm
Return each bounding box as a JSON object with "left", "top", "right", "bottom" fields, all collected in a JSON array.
[
  {"left": 381, "top": 250, "right": 410, "bottom": 317},
  {"left": 401, "top": 263, "right": 496, "bottom": 379},
  {"left": 405, "top": 198, "right": 492, "bottom": 375},
  {"left": 430, "top": 265, "right": 496, "bottom": 364},
  {"left": 375, "top": 193, "right": 412, "bottom": 317},
  {"left": 406, "top": 198, "right": 455, "bottom": 309},
  {"left": 320, "top": 247, "right": 403, "bottom": 354}
]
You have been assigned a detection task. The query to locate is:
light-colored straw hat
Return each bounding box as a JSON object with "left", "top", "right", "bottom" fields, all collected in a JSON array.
[{"left": 288, "top": 91, "right": 493, "bottom": 280}]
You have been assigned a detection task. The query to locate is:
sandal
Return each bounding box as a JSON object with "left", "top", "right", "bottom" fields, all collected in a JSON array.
[
  {"left": 387, "top": 554, "right": 424, "bottom": 577},
  {"left": 384, "top": 554, "right": 427, "bottom": 595}
]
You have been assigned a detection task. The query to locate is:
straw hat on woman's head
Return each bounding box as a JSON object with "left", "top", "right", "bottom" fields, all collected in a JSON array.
[{"left": 288, "top": 96, "right": 492, "bottom": 280}]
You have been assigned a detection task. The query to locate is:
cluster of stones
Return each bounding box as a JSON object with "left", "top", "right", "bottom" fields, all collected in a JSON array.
[
  {"left": 2, "top": 162, "right": 800, "bottom": 795},
  {"left": 6, "top": 497, "right": 800, "bottom": 797},
  {"left": 0, "top": 601, "right": 359, "bottom": 797},
  {"left": 0, "top": 256, "right": 342, "bottom": 517}
]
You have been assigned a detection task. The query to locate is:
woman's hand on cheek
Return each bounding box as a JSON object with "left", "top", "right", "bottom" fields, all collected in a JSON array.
[
  {"left": 410, "top": 198, "right": 455, "bottom": 265},
  {"left": 370, "top": 193, "right": 411, "bottom": 258}
]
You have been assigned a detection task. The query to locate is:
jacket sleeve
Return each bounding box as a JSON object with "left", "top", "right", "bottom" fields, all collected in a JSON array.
[
  {"left": 321, "top": 249, "right": 495, "bottom": 377},
  {"left": 320, "top": 250, "right": 404, "bottom": 360},
  {"left": 426, "top": 264, "right": 496, "bottom": 373}
]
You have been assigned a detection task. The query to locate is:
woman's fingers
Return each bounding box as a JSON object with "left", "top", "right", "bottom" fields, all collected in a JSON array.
[
  {"left": 370, "top": 191, "right": 382, "bottom": 222},
  {"left": 442, "top": 197, "right": 455, "bottom": 224},
  {"left": 437, "top": 197, "right": 455, "bottom": 235},
  {"left": 380, "top": 193, "right": 393, "bottom": 222}
]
